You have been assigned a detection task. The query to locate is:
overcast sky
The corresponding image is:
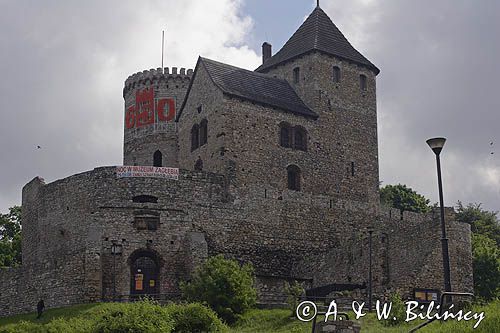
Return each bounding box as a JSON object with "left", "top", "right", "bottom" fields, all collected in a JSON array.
[{"left": 0, "top": 0, "right": 499, "bottom": 214}]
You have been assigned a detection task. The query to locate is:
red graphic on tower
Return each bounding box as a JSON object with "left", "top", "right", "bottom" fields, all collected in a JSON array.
[{"left": 126, "top": 88, "right": 175, "bottom": 129}]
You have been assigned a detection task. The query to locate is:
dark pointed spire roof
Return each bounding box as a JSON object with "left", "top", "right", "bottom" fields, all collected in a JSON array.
[{"left": 256, "top": 6, "right": 379, "bottom": 74}]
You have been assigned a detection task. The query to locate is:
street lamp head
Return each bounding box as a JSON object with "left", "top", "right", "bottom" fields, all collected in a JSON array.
[{"left": 426, "top": 137, "right": 446, "bottom": 155}]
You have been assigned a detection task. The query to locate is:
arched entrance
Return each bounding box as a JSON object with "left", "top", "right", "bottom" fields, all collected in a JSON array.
[{"left": 129, "top": 250, "right": 160, "bottom": 297}]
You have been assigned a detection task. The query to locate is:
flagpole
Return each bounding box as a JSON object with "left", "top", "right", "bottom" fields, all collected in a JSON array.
[{"left": 161, "top": 30, "right": 165, "bottom": 74}]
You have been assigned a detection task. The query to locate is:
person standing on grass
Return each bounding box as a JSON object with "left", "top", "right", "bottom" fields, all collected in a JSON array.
[{"left": 36, "top": 299, "right": 45, "bottom": 319}]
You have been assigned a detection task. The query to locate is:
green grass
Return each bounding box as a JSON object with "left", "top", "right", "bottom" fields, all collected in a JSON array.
[
  {"left": 0, "top": 303, "right": 99, "bottom": 327},
  {"left": 0, "top": 301, "right": 498, "bottom": 332}
]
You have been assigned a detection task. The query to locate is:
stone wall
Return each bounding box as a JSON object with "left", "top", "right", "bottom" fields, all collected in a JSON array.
[
  {"left": 0, "top": 165, "right": 472, "bottom": 316},
  {"left": 258, "top": 52, "right": 380, "bottom": 207}
]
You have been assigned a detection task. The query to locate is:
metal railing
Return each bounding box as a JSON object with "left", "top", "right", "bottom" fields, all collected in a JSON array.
[{"left": 408, "top": 291, "right": 474, "bottom": 333}]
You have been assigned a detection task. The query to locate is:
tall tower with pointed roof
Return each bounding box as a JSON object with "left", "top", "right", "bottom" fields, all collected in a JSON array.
[{"left": 256, "top": 5, "right": 380, "bottom": 205}]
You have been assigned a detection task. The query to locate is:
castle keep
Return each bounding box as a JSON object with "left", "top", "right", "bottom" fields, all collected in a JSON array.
[{"left": 0, "top": 5, "right": 472, "bottom": 316}]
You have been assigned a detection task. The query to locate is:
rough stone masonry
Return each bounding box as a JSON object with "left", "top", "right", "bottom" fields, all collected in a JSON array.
[{"left": 0, "top": 5, "right": 472, "bottom": 317}]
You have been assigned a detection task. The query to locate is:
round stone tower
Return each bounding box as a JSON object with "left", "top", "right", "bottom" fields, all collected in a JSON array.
[{"left": 123, "top": 67, "right": 193, "bottom": 167}]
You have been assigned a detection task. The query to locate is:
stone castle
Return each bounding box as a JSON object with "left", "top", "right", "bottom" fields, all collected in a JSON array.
[{"left": 0, "top": 5, "right": 473, "bottom": 316}]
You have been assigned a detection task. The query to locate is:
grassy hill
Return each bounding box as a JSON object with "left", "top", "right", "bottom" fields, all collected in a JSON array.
[{"left": 0, "top": 301, "right": 498, "bottom": 332}]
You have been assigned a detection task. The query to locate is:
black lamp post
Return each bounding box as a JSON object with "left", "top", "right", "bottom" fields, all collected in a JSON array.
[
  {"left": 111, "top": 242, "right": 122, "bottom": 301},
  {"left": 426, "top": 137, "right": 452, "bottom": 300}
]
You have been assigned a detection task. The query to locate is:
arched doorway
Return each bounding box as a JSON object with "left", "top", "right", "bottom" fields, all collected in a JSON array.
[{"left": 129, "top": 250, "right": 160, "bottom": 297}]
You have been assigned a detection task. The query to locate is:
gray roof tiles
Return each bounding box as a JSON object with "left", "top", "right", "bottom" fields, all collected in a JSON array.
[
  {"left": 199, "top": 57, "right": 318, "bottom": 119},
  {"left": 256, "top": 6, "right": 379, "bottom": 74}
]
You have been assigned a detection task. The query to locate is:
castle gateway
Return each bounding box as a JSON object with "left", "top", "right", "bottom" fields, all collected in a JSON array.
[{"left": 0, "top": 5, "right": 472, "bottom": 316}]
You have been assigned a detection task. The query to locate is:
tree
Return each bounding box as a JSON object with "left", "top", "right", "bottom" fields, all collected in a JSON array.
[
  {"left": 0, "top": 205, "right": 22, "bottom": 267},
  {"left": 455, "top": 202, "right": 500, "bottom": 301},
  {"left": 181, "top": 255, "right": 257, "bottom": 324},
  {"left": 471, "top": 234, "right": 500, "bottom": 301},
  {"left": 455, "top": 201, "right": 500, "bottom": 247},
  {"left": 380, "top": 184, "right": 431, "bottom": 215}
]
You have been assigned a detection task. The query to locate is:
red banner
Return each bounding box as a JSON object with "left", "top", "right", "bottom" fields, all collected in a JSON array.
[{"left": 126, "top": 88, "right": 175, "bottom": 129}]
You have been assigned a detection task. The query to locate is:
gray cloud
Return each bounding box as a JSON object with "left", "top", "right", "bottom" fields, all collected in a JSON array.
[
  {"left": 1, "top": 0, "right": 498, "bottom": 214},
  {"left": 323, "top": 0, "right": 500, "bottom": 212},
  {"left": 0, "top": 0, "right": 259, "bottom": 212}
]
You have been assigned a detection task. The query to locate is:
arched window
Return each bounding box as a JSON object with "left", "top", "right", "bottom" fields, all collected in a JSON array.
[
  {"left": 294, "top": 126, "right": 307, "bottom": 151},
  {"left": 194, "top": 157, "right": 203, "bottom": 171},
  {"left": 153, "top": 150, "right": 162, "bottom": 167},
  {"left": 280, "top": 123, "right": 291, "bottom": 148},
  {"left": 191, "top": 124, "right": 199, "bottom": 151},
  {"left": 360, "top": 74, "right": 367, "bottom": 91},
  {"left": 293, "top": 67, "right": 300, "bottom": 84},
  {"left": 287, "top": 165, "right": 301, "bottom": 191},
  {"left": 199, "top": 119, "right": 208, "bottom": 146},
  {"left": 333, "top": 66, "right": 341, "bottom": 83}
]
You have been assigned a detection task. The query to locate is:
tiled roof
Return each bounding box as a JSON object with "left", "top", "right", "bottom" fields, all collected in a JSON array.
[
  {"left": 256, "top": 6, "right": 379, "bottom": 74},
  {"left": 199, "top": 57, "right": 317, "bottom": 119}
]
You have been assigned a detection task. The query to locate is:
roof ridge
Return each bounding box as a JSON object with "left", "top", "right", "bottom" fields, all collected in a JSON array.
[{"left": 200, "top": 57, "right": 291, "bottom": 84}]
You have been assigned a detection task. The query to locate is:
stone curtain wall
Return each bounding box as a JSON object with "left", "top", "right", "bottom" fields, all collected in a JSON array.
[{"left": 0, "top": 166, "right": 472, "bottom": 316}]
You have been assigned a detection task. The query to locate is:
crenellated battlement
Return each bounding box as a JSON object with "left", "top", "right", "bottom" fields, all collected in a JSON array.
[{"left": 123, "top": 67, "right": 193, "bottom": 96}]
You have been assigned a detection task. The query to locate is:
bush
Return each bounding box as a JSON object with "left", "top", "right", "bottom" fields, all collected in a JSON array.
[
  {"left": 181, "top": 255, "right": 257, "bottom": 324},
  {"left": 89, "top": 301, "right": 174, "bottom": 333},
  {"left": 0, "top": 301, "right": 228, "bottom": 333},
  {"left": 284, "top": 281, "right": 305, "bottom": 316},
  {"left": 166, "top": 303, "right": 227, "bottom": 332},
  {"left": 381, "top": 292, "right": 406, "bottom": 327}
]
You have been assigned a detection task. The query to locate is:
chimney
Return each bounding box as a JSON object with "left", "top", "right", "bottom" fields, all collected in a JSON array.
[{"left": 262, "top": 42, "right": 272, "bottom": 64}]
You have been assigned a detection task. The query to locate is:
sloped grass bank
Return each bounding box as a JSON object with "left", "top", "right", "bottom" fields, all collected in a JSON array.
[{"left": 0, "top": 300, "right": 498, "bottom": 332}]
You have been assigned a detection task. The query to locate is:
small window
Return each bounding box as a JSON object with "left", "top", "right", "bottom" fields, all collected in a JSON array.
[
  {"left": 197, "top": 105, "right": 203, "bottom": 113},
  {"left": 287, "top": 165, "right": 301, "bottom": 191},
  {"left": 280, "top": 124, "right": 291, "bottom": 148},
  {"left": 200, "top": 119, "right": 208, "bottom": 146},
  {"left": 293, "top": 67, "right": 300, "bottom": 84},
  {"left": 294, "top": 127, "right": 307, "bottom": 151},
  {"left": 333, "top": 66, "right": 341, "bottom": 83},
  {"left": 194, "top": 157, "right": 203, "bottom": 171},
  {"left": 191, "top": 124, "right": 199, "bottom": 151},
  {"left": 360, "top": 74, "right": 367, "bottom": 91},
  {"left": 134, "top": 216, "right": 159, "bottom": 231},
  {"left": 132, "top": 195, "right": 158, "bottom": 204},
  {"left": 153, "top": 150, "right": 162, "bottom": 167},
  {"left": 351, "top": 161, "right": 355, "bottom": 176}
]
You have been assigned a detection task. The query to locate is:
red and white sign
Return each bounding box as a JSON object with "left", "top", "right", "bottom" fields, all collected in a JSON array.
[
  {"left": 125, "top": 88, "right": 176, "bottom": 129},
  {"left": 116, "top": 166, "right": 179, "bottom": 180}
]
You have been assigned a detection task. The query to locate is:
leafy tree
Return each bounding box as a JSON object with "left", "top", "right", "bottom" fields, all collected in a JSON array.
[
  {"left": 471, "top": 234, "right": 500, "bottom": 301},
  {"left": 455, "top": 202, "right": 500, "bottom": 301},
  {"left": 0, "top": 205, "right": 22, "bottom": 267},
  {"left": 380, "top": 184, "right": 431, "bottom": 215},
  {"left": 181, "top": 255, "right": 257, "bottom": 324},
  {"left": 456, "top": 202, "right": 500, "bottom": 247}
]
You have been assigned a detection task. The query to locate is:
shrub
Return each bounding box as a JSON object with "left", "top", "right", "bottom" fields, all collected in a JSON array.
[
  {"left": 166, "top": 303, "right": 227, "bottom": 332},
  {"left": 284, "top": 281, "right": 305, "bottom": 316},
  {"left": 181, "top": 255, "right": 257, "bottom": 324},
  {"left": 89, "top": 300, "right": 174, "bottom": 333},
  {"left": 381, "top": 292, "right": 406, "bottom": 327}
]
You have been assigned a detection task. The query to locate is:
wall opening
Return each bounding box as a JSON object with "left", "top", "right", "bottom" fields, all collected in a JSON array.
[
  {"left": 129, "top": 250, "right": 160, "bottom": 297},
  {"left": 287, "top": 165, "right": 301, "bottom": 191},
  {"left": 360, "top": 74, "right": 367, "bottom": 91},
  {"left": 153, "top": 150, "right": 162, "bottom": 167},
  {"left": 293, "top": 67, "right": 300, "bottom": 84},
  {"left": 333, "top": 66, "right": 341, "bottom": 83}
]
